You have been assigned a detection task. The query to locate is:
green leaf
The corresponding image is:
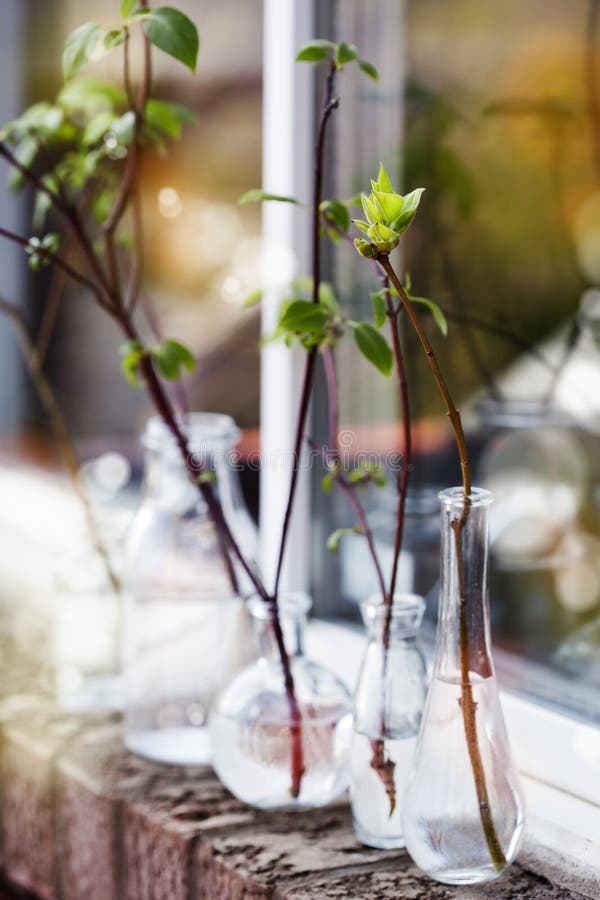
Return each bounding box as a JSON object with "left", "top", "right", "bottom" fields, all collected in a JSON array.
[
  {"left": 121, "top": 0, "right": 138, "bottom": 15},
  {"left": 58, "top": 77, "right": 127, "bottom": 113},
  {"left": 198, "top": 470, "right": 217, "bottom": 484},
  {"left": 242, "top": 289, "right": 262, "bottom": 308},
  {"left": 321, "top": 472, "right": 336, "bottom": 495},
  {"left": 279, "top": 300, "right": 329, "bottom": 333},
  {"left": 33, "top": 190, "right": 52, "bottom": 230},
  {"left": 370, "top": 290, "right": 387, "bottom": 329},
  {"left": 153, "top": 338, "right": 196, "bottom": 380},
  {"left": 358, "top": 59, "right": 379, "bottom": 81},
  {"left": 408, "top": 294, "right": 448, "bottom": 337},
  {"left": 320, "top": 199, "right": 350, "bottom": 233},
  {"left": 166, "top": 338, "right": 196, "bottom": 371},
  {"left": 142, "top": 7, "right": 199, "bottom": 73},
  {"left": 326, "top": 526, "right": 362, "bottom": 554},
  {"left": 104, "top": 28, "right": 126, "bottom": 51},
  {"left": 119, "top": 340, "right": 146, "bottom": 388},
  {"left": 145, "top": 98, "right": 195, "bottom": 139},
  {"left": 352, "top": 321, "right": 393, "bottom": 375},
  {"left": 375, "top": 163, "right": 393, "bottom": 193},
  {"left": 63, "top": 23, "right": 101, "bottom": 81},
  {"left": 111, "top": 110, "right": 136, "bottom": 145},
  {"left": 239, "top": 188, "right": 300, "bottom": 206},
  {"left": 82, "top": 111, "right": 115, "bottom": 146},
  {"left": 8, "top": 137, "right": 38, "bottom": 190},
  {"left": 318, "top": 281, "right": 340, "bottom": 313},
  {"left": 335, "top": 41, "right": 357, "bottom": 66},
  {"left": 18, "top": 102, "right": 64, "bottom": 139},
  {"left": 296, "top": 39, "right": 334, "bottom": 63}
]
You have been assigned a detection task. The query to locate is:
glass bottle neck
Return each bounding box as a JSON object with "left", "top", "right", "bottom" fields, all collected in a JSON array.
[
  {"left": 362, "top": 593, "right": 425, "bottom": 645},
  {"left": 249, "top": 594, "right": 310, "bottom": 663},
  {"left": 255, "top": 612, "right": 305, "bottom": 662},
  {"left": 435, "top": 489, "right": 494, "bottom": 681}
]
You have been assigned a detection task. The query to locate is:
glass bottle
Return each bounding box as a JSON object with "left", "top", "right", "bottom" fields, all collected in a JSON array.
[
  {"left": 351, "top": 593, "right": 428, "bottom": 849},
  {"left": 123, "top": 413, "right": 258, "bottom": 765},
  {"left": 210, "top": 592, "right": 353, "bottom": 809},
  {"left": 51, "top": 508, "right": 129, "bottom": 711},
  {"left": 403, "top": 488, "right": 525, "bottom": 885}
]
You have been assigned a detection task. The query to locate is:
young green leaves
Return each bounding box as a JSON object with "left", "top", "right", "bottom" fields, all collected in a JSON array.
[
  {"left": 348, "top": 321, "right": 393, "bottom": 376},
  {"left": 239, "top": 189, "right": 301, "bottom": 206},
  {"left": 369, "top": 279, "right": 448, "bottom": 338},
  {"left": 62, "top": 6, "right": 199, "bottom": 82},
  {"left": 353, "top": 163, "right": 424, "bottom": 258},
  {"left": 25, "top": 233, "right": 61, "bottom": 271},
  {"left": 326, "top": 525, "right": 363, "bottom": 554},
  {"left": 140, "top": 7, "right": 199, "bottom": 72},
  {"left": 119, "top": 338, "right": 195, "bottom": 387},
  {"left": 267, "top": 279, "right": 343, "bottom": 351},
  {"left": 295, "top": 39, "right": 379, "bottom": 82}
]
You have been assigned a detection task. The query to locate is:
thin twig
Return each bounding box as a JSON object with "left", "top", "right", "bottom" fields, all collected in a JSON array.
[
  {"left": 272, "top": 61, "right": 339, "bottom": 597},
  {"left": 0, "top": 296, "right": 120, "bottom": 593},
  {"left": 0, "top": 225, "right": 111, "bottom": 311},
  {"left": 378, "top": 253, "right": 507, "bottom": 872},
  {"left": 320, "top": 346, "right": 387, "bottom": 600}
]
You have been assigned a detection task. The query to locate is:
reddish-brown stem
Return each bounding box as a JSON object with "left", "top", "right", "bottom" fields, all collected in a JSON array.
[
  {"left": 35, "top": 240, "right": 71, "bottom": 364},
  {"left": 272, "top": 60, "right": 338, "bottom": 597},
  {"left": 0, "top": 144, "right": 116, "bottom": 305},
  {"left": 269, "top": 59, "right": 339, "bottom": 797},
  {"left": 0, "top": 15, "right": 305, "bottom": 801},
  {"left": 117, "top": 313, "right": 262, "bottom": 596},
  {"left": 369, "top": 277, "right": 413, "bottom": 816},
  {"left": 378, "top": 253, "right": 506, "bottom": 871},
  {"left": 122, "top": 314, "right": 305, "bottom": 798},
  {"left": 0, "top": 225, "right": 111, "bottom": 310},
  {"left": 321, "top": 347, "right": 387, "bottom": 600}
]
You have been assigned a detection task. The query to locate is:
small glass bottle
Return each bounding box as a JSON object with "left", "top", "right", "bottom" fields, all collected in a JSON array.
[
  {"left": 52, "top": 509, "right": 128, "bottom": 711},
  {"left": 351, "top": 593, "right": 428, "bottom": 849},
  {"left": 123, "top": 413, "right": 258, "bottom": 765},
  {"left": 403, "top": 488, "right": 525, "bottom": 885},
  {"left": 210, "top": 592, "right": 353, "bottom": 809}
]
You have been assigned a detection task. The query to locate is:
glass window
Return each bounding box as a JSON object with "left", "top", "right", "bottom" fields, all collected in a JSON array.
[{"left": 309, "top": 0, "right": 600, "bottom": 727}]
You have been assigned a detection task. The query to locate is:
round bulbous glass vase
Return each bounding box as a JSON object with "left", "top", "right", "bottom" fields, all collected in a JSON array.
[
  {"left": 351, "top": 593, "right": 428, "bottom": 849},
  {"left": 210, "top": 592, "right": 353, "bottom": 809},
  {"left": 402, "top": 488, "right": 525, "bottom": 885},
  {"left": 123, "top": 413, "right": 258, "bottom": 766}
]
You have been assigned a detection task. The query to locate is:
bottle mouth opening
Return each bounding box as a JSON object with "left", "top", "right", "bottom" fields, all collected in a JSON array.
[
  {"left": 248, "top": 591, "right": 312, "bottom": 620},
  {"left": 142, "top": 413, "right": 241, "bottom": 453},
  {"left": 361, "top": 592, "right": 426, "bottom": 627},
  {"left": 438, "top": 486, "right": 493, "bottom": 509}
]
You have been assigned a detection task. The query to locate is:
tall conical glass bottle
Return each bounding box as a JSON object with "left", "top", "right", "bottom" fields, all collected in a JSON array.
[{"left": 403, "top": 488, "right": 525, "bottom": 885}]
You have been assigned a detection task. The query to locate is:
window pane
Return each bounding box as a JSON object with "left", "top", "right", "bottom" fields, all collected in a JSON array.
[{"left": 313, "top": 0, "right": 600, "bottom": 725}]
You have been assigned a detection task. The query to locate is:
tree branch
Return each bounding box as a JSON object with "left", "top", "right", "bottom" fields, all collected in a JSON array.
[{"left": 0, "top": 295, "right": 120, "bottom": 593}]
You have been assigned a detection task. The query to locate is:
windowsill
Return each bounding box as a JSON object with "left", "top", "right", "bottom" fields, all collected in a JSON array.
[{"left": 307, "top": 617, "right": 600, "bottom": 897}]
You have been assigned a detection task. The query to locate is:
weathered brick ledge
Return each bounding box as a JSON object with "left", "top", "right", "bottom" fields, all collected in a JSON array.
[{"left": 0, "top": 699, "right": 591, "bottom": 900}]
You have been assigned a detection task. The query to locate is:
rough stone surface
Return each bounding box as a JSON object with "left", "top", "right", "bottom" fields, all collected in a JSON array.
[
  {"left": 196, "top": 809, "right": 401, "bottom": 898},
  {"left": 123, "top": 773, "right": 254, "bottom": 900},
  {"left": 276, "top": 858, "right": 591, "bottom": 899},
  {"left": 0, "top": 703, "right": 594, "bottom": 900},
  {"left": 0, "top": 706, "right": 86, "bottom": 899},
  {"left": 57, "top": 724, "right": 163, "bottom": 900}
]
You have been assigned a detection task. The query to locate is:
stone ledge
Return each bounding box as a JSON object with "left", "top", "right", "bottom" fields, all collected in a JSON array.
[{"left": 0, "top": 699, "right": 592, "bottom": 900}]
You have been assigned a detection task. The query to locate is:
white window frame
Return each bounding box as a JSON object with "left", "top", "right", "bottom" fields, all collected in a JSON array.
[
  {"left": 259, "top": 0, "right": 315, "bottom": 595},
  {"left": 259, "top": 0, "right": 600, "bottom": 891}
]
